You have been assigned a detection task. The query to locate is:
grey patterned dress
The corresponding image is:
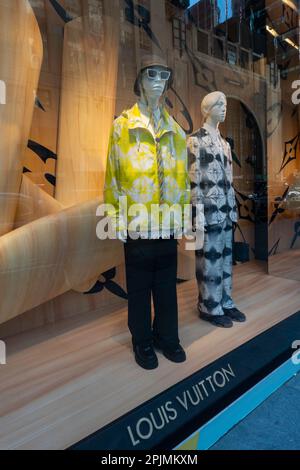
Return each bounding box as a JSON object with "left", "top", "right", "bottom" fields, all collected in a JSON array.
[{"left": 187, "top": 125, "right": 238, "bottom": 316}]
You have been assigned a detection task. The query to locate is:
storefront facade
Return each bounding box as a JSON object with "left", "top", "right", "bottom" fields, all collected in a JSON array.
[{"left": 0, "top": 0, "right": 299, "bottom": 451}]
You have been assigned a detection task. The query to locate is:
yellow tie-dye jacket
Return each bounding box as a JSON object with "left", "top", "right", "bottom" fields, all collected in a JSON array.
[{"left": 104, "top": 102, "right": 191, "bottom": 241}]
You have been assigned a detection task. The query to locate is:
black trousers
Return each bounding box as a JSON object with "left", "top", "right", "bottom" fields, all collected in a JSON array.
[{"left": 124, "top": 236, "right": 179, "bottom": 348}]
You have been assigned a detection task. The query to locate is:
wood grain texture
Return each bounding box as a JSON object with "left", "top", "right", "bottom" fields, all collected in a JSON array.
[
  {"left": 269, "top": 249, "right": 300, "bottom": 281},
  {"left": 55, "top": 0, "right": 120, "bottom": 206},
  {"left": 0, "top": 264, "right": 127, "bottom": 339},
  {"left": 24, "top": 0, "right": 65, "bottom": 196},
  {"left": 0, "top": 197, "right": 124, "bottom": 325},
  {"left": 0, "top": 0, "right": 43, "bottom": 235},
  {"left": 14, "top": 174, "right": 62, "bottom": 229},
  {"left": 0, "top": 261, "right": 299, "bottom": 449}
]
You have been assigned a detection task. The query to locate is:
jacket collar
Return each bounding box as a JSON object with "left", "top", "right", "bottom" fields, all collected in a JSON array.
[{"left": 124, "top": 102, "right": 177, "bottom": 138}]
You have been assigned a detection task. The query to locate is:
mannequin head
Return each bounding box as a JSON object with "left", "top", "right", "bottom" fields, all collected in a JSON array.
[
  {"left": 201, "top": 91, "right": 227, "bottom": 128},
  {"left": 138, "top": 66, "right": 169, "bottom": 108},
  {"left": 134, "top": 54, "right": 172, "bottom": 111}
]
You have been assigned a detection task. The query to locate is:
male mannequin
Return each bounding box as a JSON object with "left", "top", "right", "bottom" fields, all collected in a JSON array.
[
  {"left": 104, "top": 54, "right": 190, "bottom": 368},
  {"left": 187, "top": 91, "right": 246, "bottom": 327}
]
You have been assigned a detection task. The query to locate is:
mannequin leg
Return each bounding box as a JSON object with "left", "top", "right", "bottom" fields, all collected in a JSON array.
[
  {"left": 196, "top": 222, "right": 226, "bottom": 316},
  {"left": 152, "top": 237, "right": 180, "bottom": 347},
  {"left": 222, "top": 218, "right": 236, "bottom": 309},
  {"left": 124, "top": 238, "right": 155, "bottom": 346}
]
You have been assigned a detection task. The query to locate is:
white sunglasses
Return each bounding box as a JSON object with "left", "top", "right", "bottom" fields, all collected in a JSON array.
[{"left": 145, "top": 68, "right": 171, "bottom": 81}]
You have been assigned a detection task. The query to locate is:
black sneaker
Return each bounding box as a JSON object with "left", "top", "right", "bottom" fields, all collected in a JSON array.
[
  {"left": 199, "top": 310, "right": 233, "bottom": 328},
  {"left": 153, "top": 338, "right": 186, "bottom": 363},
  {"left": 133, "top": 343, "right": 158, "bottom": 370},
  {"left": 223, "top": 307, "right": 246, "bottom": 322}
]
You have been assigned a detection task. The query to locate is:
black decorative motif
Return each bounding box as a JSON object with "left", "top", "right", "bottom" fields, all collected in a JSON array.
[
  {"left": 200, "top": 179, "right": 215, "bottom": 192},
  {"left": 235, "top": 189, "right": 255, "bottom": 224},
  {"left": 204, "top": 275, "right": 222, "bottom": 286},
  {"left": 204, "top": 298, "right": 220, "bottom": 311},
  {"left": 206, "top": 224, "right": 223, "bottom": 235},
  {"left": 186, "top": 46, "right": 217, "bottom": 93},
  {"left": 49, "top": 0, "right": 74, "bottom": 23},
  {"left": 223, "top": 247, "right": 232, "bottom": 257},
  {"left": 223, "top": 271, "right": 231, "bottom": 280},
  {"left": 269, "top": 186, "right": 289, "bottom": 226},
  {"left": 84, "top": 267, "right": 128, "bottom": 299},
  {"left": 124, "top": 0, "right": 161, "bottom": 50},
  {"left": 217, "top": 179, "right": 231, "bottom": 191},
  {"left": 45, "top": 174, "right": 56, "bottom": 186},
  {"left": 220, "top": 204, "right": 232, "bottom": 214},
  {"left": 268, "top": 238, "right": 280, "bottom": 256},
  {"left": 205, "top": 204, "right": 219, "bottom": 215},
  {"left": 199, "top": 151, "right": 214, "bottom": 168},
  {"left": 279, "top": 133, "right": 300, "bottom": 172},
  {"left": 204, "top": 247, "right": 222, "bottom": 263},
  {"left": 290, "top": 221, "right": 300, "bottom": 249},
  {"left": 27, "top": 140, "right": 57, "bottom": 163},
  {"left": 35, "top": 96, "right": 46, "bottom": 112},
  {"left": 23, "top": 167, "right": 32, "bottom": 174}
]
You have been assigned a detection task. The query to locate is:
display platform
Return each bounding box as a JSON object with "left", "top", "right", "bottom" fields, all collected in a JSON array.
[
  {"left": 269, "top": 249, "right": 300, "bottom": 281},
  {"left": 0, "top": 260, "right": 299, "bottom": 450}
]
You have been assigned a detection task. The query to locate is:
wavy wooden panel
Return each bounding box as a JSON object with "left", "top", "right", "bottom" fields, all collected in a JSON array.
[
  {"left": 24, "top": 0, "right": 65, "bottom": 196},
  {"left": 0, "top": 197, "right": 124, "bottom": 325},
  {"left": 55, "top": 0, "right": 120, "bottom": 206},
  {"left": 0, "top": 264, "right": 127, "bottom": 339},
  {"left": 0, "top": 0, "right": 43, "bottom": 236},
  {"left": 14, "top": 174, "right": 62, "bottom": 229}
]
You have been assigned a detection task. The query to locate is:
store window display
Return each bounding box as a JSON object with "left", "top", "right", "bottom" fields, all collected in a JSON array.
[
  {"left": 187, "top": 91, "right": 247, "bottom": 328},
  {"left": 104, "top": 54, "right": 191, "bottom": 369}
]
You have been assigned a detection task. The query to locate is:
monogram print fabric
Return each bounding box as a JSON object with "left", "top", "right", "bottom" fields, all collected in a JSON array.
[
  {"left": 196, "top": 219, "right": 236, "bottom": 316},
  {"left": 188, "top": 127, "right": 237, "bottom": 317},
  {"left": 187, "top": 127, "right": 237, "bottom": 227}
]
